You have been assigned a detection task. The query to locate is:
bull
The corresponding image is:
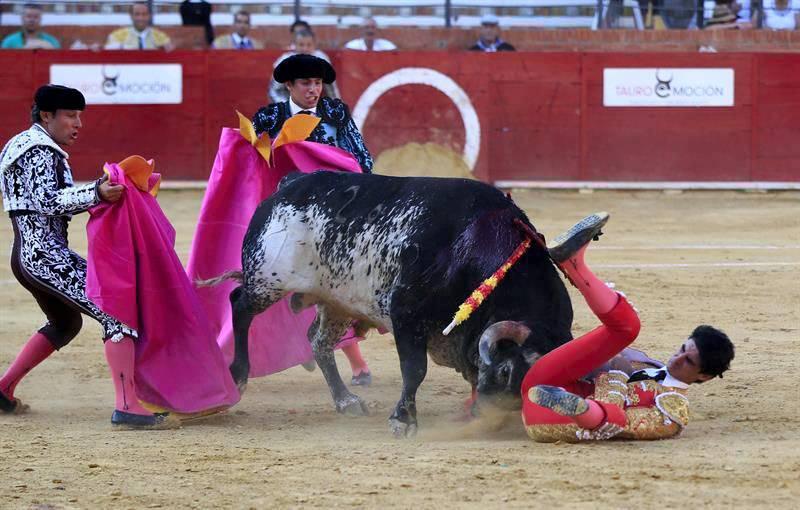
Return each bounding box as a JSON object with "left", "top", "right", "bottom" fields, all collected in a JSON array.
[{"left": 227, "top": 171, "right": 573, "bottom": 437}]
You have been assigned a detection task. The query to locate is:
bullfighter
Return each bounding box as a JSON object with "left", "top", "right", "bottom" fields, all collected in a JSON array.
[
  {"left": 0, "top": 85, "right": 177, "bottom": 429},
  {"left": 522, "top": 212, "right": 735, "bottom": 442},
  {"left": 253, "top": 53, "right": 373, "bottom": 174},
  {"left": 251, "top": 53, "right": 375, "bottom": 385}
]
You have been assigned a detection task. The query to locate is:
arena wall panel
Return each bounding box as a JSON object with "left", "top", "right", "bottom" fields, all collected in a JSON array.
[{"left": 0, "top": 50, "right": 797, "bottom": 184}]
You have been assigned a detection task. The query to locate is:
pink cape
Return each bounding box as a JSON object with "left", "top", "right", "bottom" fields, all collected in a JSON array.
[
  {"left": 186, "top": 129, "right": 364, "bottom": 377},
  {"left": 85, "top": 163, "right": 240, "bottom": 413}
]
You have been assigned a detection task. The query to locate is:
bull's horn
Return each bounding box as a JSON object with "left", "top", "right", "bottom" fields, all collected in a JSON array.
[{"left": 478, "top": 321, "right": 532, "bottom": 365}]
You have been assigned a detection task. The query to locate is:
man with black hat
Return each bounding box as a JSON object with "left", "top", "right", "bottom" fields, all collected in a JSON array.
[
  {"left": 253, "top": 53, "right": 374, "bottom": 174},
  {"left": 0, "top": 85, "right": 178, "bottom": 429},
  {"left": 252, "top": 53, "right": 374, "bottom": 384}
]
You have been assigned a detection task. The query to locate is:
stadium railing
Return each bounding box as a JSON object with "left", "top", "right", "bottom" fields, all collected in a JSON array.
[{"left": 0, "top": 0, "right": 645, "bottom": 29}]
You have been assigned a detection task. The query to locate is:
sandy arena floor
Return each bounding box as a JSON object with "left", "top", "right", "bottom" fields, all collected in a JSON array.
[{"left": 1, "top": 189, "right": 799, "bottom": 509}]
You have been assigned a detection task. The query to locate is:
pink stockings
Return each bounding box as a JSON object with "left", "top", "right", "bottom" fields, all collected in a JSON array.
[
  {"left": 342, "top": 343, "right": 369, "bottom": 376},
  {"left": 2, "top": 332, "right": 153, "bottom": 416},
  {"left": 0, "top": 332, "right": 56, "bottom": 399},
  {"left": 104, "top": 337, "right": 152, "bottom": 416},
  {"left": 521, "top": 244, "right": 641, "bottom": 429},
  {"left": 560, "top": 243, "right": 618, "bottom": 316}
]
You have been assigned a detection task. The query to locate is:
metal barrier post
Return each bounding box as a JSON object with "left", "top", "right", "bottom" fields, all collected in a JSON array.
[
  {"left": 445, "top": 0, "right": 452, "bottom": 27},
  {"left": 596, "top": 0, "right": 605, "bottom": 28},
  {"left": 294, "top": 0, "right": 302, "bottom": 21},
  {"left": 696, "top": 0, "right": 704, "bottom": 28},
  {"left": 754, "top": 0, "right": 763, "bottom": 28}
]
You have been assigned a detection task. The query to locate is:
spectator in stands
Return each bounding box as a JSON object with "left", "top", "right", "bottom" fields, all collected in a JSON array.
[
  {"left": 714, "top": 0, "right": 754, "bottom": 27},
  {"left": 180, "top": 0, "right": 214, "bottom": 46},
  {"left": 291, "top": 20, "right": 312, "bottom": 36},
  {"left": 1, "top": 3, "right": 60, "bottom": 50},
  {"left": 704, "top": 3, "right": 742, "bottom": 28},
  {"left": 270, "top": 29, "right": 340, "bottom": 103},
  {"left": 288, "top": 19, "right": 313, "bottom": 50},
  {"left": 469, "top": 14, "right": 515, "bottom": 52},
  {"left": 105, "top": 2, "right": 174, "bottom": 51},
  {"left": 213, "top": 10, "right": 263, "bottom": 49},
  {"left": 344, "top": 17, "right": 397, "bottom": 51},
  {"left": 754, "top": 0, "right": 799, "bottom": 30}
]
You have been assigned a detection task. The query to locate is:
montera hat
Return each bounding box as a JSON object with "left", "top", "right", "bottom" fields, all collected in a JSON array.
[
  {"left": 274, "top": 54, "right": 336, "bottom": 84},
  {"left": 34, "top": 84, "right": 86, "bottom": 112}
]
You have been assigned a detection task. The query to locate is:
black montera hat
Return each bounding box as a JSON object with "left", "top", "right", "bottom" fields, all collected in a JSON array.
[
  {"left": 34, "top": 84, "right": 86, "bottom": 112},
  {"left": 273, "top": 54, "right": 336, "bottom": 84}
]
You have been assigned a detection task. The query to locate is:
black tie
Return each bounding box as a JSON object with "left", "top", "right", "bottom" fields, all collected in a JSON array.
[
  {"left": 298, "top": 110, "right": 314, "bottom": 116},
  {"left": 628, "top": 369, "right": 666, "bottom": 383}
]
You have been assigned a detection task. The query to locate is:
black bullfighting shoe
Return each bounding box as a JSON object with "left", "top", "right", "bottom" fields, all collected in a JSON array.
[
  {"left": 0, "top": 391, "right": 28, "bottom": 414},
  {"left": 547, "top": 212, "right": 610, "bottom": 263},
  {"left": 528, "top": 385, "right": 589, "bottom": 417},
  {"left": 350, "top": 371, "right": 372, "bottom": 387},
  {"left": 111, "top": 410, "right": 181, "bottom": 430}
]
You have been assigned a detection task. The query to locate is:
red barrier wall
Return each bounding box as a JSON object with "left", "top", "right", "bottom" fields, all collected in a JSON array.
[{"left": 1, "top": 50, "right": 798, "bottom": 183}]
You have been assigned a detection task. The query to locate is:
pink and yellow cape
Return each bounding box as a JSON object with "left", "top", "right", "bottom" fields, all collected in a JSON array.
[
  {"left": 186, "top": 113, "right": 365, "bottom": 377},
  {"left": 86, "top": 157, "right": 241, "bottom": 415}
]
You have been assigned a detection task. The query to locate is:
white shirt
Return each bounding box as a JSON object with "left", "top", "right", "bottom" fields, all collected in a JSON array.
[
  {"left": 288, "top": 98, "right": 339, "bottom": 144},
  {"left": 763, "top": 3, "right": 798, "bottom": 30},
  {"left": 231, "top": 33, "right": 251, "bottom": 48},
  {"left": 344, "top": 38, "right": 397, "bottom": 51},
  {"left": 632, "top": 367, "right": 689, "bottom": 390},
  {"left": 662, "top": 370, "right": 689, "bottom": 390},
  {"left": 289, "top": 97, "right": 317, "bottom": 116}
]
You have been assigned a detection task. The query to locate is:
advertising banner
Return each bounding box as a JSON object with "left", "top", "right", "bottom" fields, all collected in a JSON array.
[
  {"left": 50, "top": 64, "right": 183, "bottom": 104},
  {"left": 604, "top": 68, "right": 734, "bottom": 107}
]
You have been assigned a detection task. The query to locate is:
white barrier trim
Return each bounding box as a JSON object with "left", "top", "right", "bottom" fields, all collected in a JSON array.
[
  {"left": 494, "top": 180, "right": 800, "bottom": 190},
  {"left": 595, "top": 244, "right": 800, "bottom": 250},
  {"left": 594, "top": 262, "right": 800, "bottom": 269},
  {"left": 74, "top": 180, "right": 800, "bottom": 191}
]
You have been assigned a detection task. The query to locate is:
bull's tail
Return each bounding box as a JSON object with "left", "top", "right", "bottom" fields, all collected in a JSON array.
[{"left": 195, "top": 270, "right": 244, "bottom": 287}]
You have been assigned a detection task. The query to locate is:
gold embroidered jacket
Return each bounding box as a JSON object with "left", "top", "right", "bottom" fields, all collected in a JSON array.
[{"left": 525, "top": 371, "right": 690, "bottom": 443}]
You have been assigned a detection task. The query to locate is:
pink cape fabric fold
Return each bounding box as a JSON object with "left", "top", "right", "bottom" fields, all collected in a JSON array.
[
  {"left": 86, "top": 164, "right": 240, "bottom": 413},
  {"left": 186, "top": 129, "right": 364, "bottom": 378}
]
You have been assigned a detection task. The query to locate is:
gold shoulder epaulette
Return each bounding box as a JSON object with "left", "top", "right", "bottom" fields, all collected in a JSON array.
[{"left": 655, "top": 392, "right": 690, "bottom": 428}]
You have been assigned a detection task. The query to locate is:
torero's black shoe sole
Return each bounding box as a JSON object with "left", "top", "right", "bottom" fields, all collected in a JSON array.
[
  {"left": 528, "top": 385, "right": 589, "bottom": 417},
  {"left": 547, "top": 212, "right": 610, "bottom": 263},
  {"left": 111, "top": 410, "right": 181, "bottom": 430}
]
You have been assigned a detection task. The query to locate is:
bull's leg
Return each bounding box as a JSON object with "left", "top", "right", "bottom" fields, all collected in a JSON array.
[
  {"left": 388, "top": 328, "right": 428, "bottom": 438},
  {"left": 312, "top": 304, "right": 369, "bottom": 416},
  {"left": 229, "top": 286, "right": 282, "bottom": 393}
]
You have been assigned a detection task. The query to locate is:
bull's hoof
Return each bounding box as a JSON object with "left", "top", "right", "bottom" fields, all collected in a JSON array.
[
  {"left": 336, "top": 394, "right": 369, "bottom": 416},
  {"left": 229, "top": 363, "right": 250, "bottom": 395},
  {"left": 389, "top": 418, "right": 418, "bottom": 439}
]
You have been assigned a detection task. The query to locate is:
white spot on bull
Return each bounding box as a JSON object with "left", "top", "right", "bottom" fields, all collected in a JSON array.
[{"left": 247, "top": 201, "right": 425, "bottom": 331}]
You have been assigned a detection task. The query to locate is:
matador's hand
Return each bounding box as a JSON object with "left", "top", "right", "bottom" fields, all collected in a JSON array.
[{"left": 98, "top": 175, "right": 124, "bottom": 203}]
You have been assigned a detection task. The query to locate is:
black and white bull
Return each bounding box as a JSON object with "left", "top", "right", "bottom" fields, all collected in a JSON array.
[{"left": 227, "top": 171, "right": 573, "bottom": 437}]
